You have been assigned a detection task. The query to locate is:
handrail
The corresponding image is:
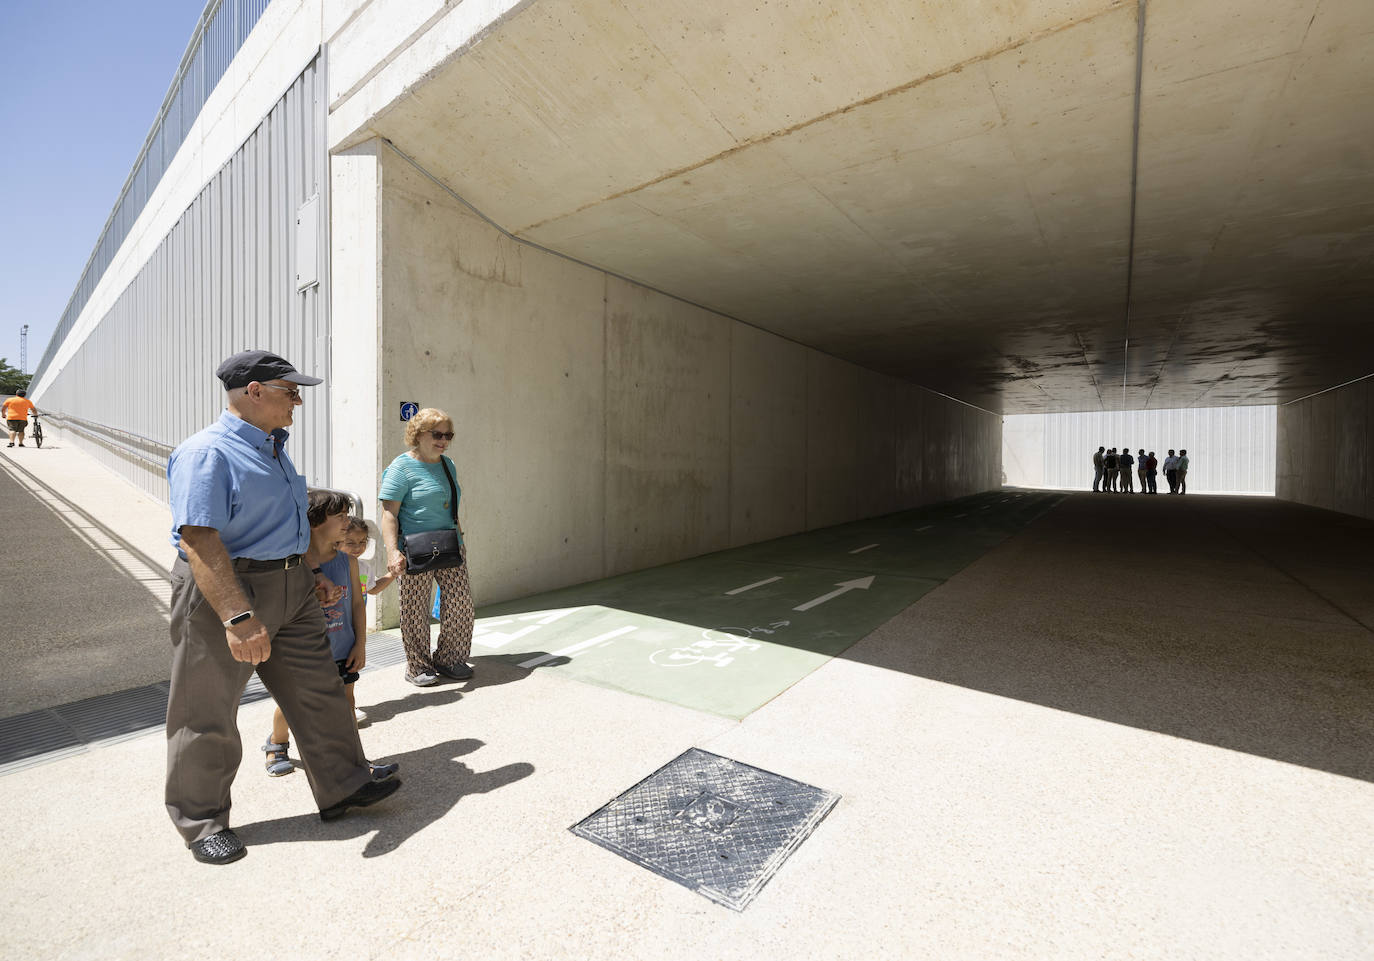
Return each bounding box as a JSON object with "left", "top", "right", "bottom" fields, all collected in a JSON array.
[
  {"left": 30, "top": 0, "right": 273, "bottom": 388},
  {"left": 42, "top": 412, "right": 172, "bottom": 472},
  {"left": 44, "top": 411, "right": 365, "bottom": 517}
]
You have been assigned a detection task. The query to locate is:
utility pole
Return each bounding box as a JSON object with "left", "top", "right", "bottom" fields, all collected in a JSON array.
[{"left": 19, "top": 325, "right": 28, "bottom": 375}]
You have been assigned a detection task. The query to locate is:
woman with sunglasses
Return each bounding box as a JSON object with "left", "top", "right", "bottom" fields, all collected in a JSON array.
[{"left": 378, "top": 408, "right": 475, "bottom": 686}]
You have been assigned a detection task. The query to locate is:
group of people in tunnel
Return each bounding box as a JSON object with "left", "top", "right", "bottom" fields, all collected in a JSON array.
[
  {"left": 164, "top": 349, "right": 476, "bottom": 866},
  {"left": 1092, "top": 446, "right": 1190, "bottom": 495}
]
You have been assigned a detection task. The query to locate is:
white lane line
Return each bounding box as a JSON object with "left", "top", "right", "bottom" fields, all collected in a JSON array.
[
  {"left": 725, "top": 576, "right": 782, "bottom": 596},
  {"left": 793, "top": 576, "right": 876, "bottom": 612},
  {"left": 917, "top": 525, "right": 933, "bottom": 532},
  {"left": 517, "top": 626, "right": 638, "bottom": 669},
  {"left": 849, "top": 543, "right": 879, "bottom": 554},
  {"left": 955, "top": 513, "right": 967, "bottom": 518}
]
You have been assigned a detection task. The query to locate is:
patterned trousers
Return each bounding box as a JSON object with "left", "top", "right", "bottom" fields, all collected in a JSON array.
[{"left": 397, "top": 562, "right": 475, "bottom": 674}]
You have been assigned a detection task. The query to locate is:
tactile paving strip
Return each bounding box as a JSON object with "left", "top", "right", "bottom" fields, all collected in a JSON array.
[{"left": 571, "top": 747, "right": 840, "bottom": 911}]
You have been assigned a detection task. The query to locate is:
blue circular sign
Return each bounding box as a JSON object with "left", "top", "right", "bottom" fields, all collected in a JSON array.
[{"left": 400, "top": 402, "right": 420, "bottom": 421}]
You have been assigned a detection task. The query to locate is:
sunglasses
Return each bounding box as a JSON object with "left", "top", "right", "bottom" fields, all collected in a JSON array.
[
  {"left": 430, "top": 431, "right": 455, "bottom": 441},
  {"left": 257, "top": 383, "right": 302, "bottom": 401}
]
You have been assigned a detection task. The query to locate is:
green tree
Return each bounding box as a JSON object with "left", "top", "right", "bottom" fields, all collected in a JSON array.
[{"left": 0, "top": 357, "right": 31, "bottom": 395}]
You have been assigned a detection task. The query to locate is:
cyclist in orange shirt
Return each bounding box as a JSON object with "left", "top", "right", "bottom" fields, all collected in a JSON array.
[{"left": 3, "top": 389, "right": 37, "bottom": 448}]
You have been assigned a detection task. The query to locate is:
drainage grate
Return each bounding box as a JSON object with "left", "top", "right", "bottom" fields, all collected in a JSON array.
[
  {"left": 0, "top": 709, "right": 85, "bottom": 775},
  {"left": 53, "top": 683, "right": 171, "bottom": 745},
  {"left": 0, "top": 632, "right": 409, "bottom": 775},
  {"left": 571, "top": 747, "right": 840, "bottom": 911}
]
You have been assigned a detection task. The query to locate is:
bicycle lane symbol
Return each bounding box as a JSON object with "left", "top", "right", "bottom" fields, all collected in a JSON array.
[{"left": 649, "top": 621, "right": 789, "bottom": 668}]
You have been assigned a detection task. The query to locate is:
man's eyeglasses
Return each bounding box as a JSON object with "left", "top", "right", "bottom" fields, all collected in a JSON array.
[
  {"left": 430, "top": 431, "right": 455, "bottom": 441},
  {"left": 256, "top": 383, "right": 302, "bottom": 401}
]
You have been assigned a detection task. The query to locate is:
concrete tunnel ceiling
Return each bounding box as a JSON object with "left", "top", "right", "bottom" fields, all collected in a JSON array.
[{"left": 362, "top": 0, "right": 1374, "bottom": 414}]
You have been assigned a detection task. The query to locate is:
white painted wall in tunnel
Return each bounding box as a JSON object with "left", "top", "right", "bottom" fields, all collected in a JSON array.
[
  {"left": 1003, "top": 406, "right": 1277, "bottom": 494},
  {"left": 351, "top": 143, "right": 1001, "bottom": 608}
]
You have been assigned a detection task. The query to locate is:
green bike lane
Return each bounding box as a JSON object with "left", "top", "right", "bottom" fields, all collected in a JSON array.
[{"left": 388, "top": 489, "right": 1063, "bottom": 720}]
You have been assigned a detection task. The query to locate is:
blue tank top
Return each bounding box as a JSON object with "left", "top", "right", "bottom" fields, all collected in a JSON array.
[{"left": 319, "top": 550, "right": 356, "bottom": 661}]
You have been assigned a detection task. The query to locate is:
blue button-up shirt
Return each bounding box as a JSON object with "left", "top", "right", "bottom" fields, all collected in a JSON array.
[{"left": 168, "top": 410, "right": 310, "bottom": 559}]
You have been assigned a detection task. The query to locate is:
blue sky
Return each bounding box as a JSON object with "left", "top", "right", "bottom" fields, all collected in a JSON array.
[{"left": 0, "top": 0, "right": 205, "bottom": 374}]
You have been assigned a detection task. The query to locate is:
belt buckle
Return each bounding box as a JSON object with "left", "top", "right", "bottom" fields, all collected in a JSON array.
[{"left": 284, "top": 556, "right": 298, "bottom": 570}]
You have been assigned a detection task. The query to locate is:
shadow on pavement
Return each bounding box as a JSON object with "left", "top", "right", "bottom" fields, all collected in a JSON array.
[
  {"left": 355, "top": 688, "right": 465, "bottom": 724},
  {"left": 841, "top": 492, "right": 1374, "bottom": 783},
  {"left": 238, "top": 737, "right": 535, "bottom": 857},
  {"left": 355, "top": 660, "right": 537, "bottom": 724}
]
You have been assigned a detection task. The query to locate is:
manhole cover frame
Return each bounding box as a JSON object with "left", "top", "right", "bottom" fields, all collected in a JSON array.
[{"left": 570, "top": 747, "right": 840, "bottom": 911}]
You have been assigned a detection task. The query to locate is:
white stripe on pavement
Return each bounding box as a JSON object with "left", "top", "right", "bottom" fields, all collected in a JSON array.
[
  {"left": 724, "top": 576, "right": 782, "bottom": 595},
  {"left": 518, "top": 626, "right": 638, "bottom": 669}
]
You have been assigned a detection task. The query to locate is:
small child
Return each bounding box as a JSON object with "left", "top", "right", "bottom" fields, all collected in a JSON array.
[
  {"left": 262, "top": 490, "right": 396, "bottom": 780},
  {"left": 340, "top": 516, "right": 394, "bottom": 597}
]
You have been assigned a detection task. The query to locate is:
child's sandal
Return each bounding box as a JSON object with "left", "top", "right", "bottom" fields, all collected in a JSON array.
[{"left": 262, "top": 739, "right": 293, "bottom": 777}]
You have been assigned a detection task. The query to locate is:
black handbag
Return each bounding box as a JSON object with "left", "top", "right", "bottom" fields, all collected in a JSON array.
[{"left": 400, "top": 457, "right": 465, "bottom": 573}]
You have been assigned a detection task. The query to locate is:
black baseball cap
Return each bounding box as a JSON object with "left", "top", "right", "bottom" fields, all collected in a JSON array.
[{"left": 215, "top": 350, "right": 323, "bottom": 389}]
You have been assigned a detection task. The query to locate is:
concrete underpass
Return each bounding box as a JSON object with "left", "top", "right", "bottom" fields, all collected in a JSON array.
[{"left": 4, "top": 0, "right": 1372, "bottom": 956}]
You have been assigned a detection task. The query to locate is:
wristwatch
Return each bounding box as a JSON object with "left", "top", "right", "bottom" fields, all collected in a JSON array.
[{"left": 223, "top": 610, "right": 253, "bottom": 628}]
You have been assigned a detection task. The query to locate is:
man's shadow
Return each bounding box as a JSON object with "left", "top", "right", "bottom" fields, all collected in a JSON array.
[{"left": 237, "top": 738, "right": 534, "bottom": 857}]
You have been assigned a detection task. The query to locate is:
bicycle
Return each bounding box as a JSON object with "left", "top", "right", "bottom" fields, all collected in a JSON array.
[{"left": 29, "top": 411, "right": 42, "bottom": 449}]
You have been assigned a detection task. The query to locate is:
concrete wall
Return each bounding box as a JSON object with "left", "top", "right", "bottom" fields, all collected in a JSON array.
[
  {"left": 333, "top": 142, "right": 1001, "bottom": 609},
  {"left": 1277, "top": 377, "right": 1374, "bottom": 520}
]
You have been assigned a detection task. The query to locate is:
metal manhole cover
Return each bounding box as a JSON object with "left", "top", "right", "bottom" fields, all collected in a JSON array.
[{"left": 571, "top": 747, "right": 839, "bottom": 911}]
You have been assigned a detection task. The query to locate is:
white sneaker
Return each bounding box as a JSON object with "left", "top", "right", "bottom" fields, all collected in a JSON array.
[{"left": 354, "top": 708, "right": 369, "bottom": 726}]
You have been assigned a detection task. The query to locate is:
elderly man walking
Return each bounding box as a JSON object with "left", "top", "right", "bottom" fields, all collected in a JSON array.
[{"left": 165, "top": 350, "right": 401, "bottom": 865}]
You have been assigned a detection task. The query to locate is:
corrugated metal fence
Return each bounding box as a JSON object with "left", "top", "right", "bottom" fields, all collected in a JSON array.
[
  {"left": 34, "top": 56, "right": 330, "bottom": 501},
  {"left": 1003, "top": 406, "right": 1276, "bottom": 494},
  {"left": 29, "top": 0, "right": 274, "bottom": 388}
]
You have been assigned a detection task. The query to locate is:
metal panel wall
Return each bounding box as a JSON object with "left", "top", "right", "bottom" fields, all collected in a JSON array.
[
  {"left": 29, "top": 0, "right": 274, "bottom": 387},
  {"left": 35, "top": 56, "right": 330, "bottom": 502},
  {"left": 1004, "top": 406, "right": 1277, "bottom": 494}
]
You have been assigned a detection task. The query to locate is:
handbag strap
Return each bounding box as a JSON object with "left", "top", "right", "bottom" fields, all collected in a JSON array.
[{"left": 439, "top": 456, "right": 459, "bottom": 526}]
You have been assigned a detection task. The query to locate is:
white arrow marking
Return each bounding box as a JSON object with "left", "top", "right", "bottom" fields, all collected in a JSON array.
[
  {"left": 725, "top": 576, "right": 781, "bottom": 596},
  {"left": 518, "top": 626, "right": 637, "bottom": 669},
  {"left": 849, "top": 543, "right": 879, "bottom": 554},
  {"left": 793, "top": 576, "right": 876, "bottom": 612},
  {"left": 917, "top": 525, "right": 933, "bottom": 532}
]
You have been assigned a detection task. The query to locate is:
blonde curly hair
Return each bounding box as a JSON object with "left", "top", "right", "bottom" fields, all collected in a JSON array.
[{"left": 404, "top": 408, "right": 454, "bottom": 449}]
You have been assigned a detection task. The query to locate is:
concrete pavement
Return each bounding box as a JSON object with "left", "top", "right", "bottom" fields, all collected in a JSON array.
[
  {"left": 0, "top": 439, "right": 1370, "bottom": 960},
  {"left": 0, "top": 436, "right": 173, "bottom": 715}
]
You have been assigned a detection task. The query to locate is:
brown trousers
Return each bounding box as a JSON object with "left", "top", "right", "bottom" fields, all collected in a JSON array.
[{"left": 164, "top": 558, "right": 371, "bottom": 845}]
